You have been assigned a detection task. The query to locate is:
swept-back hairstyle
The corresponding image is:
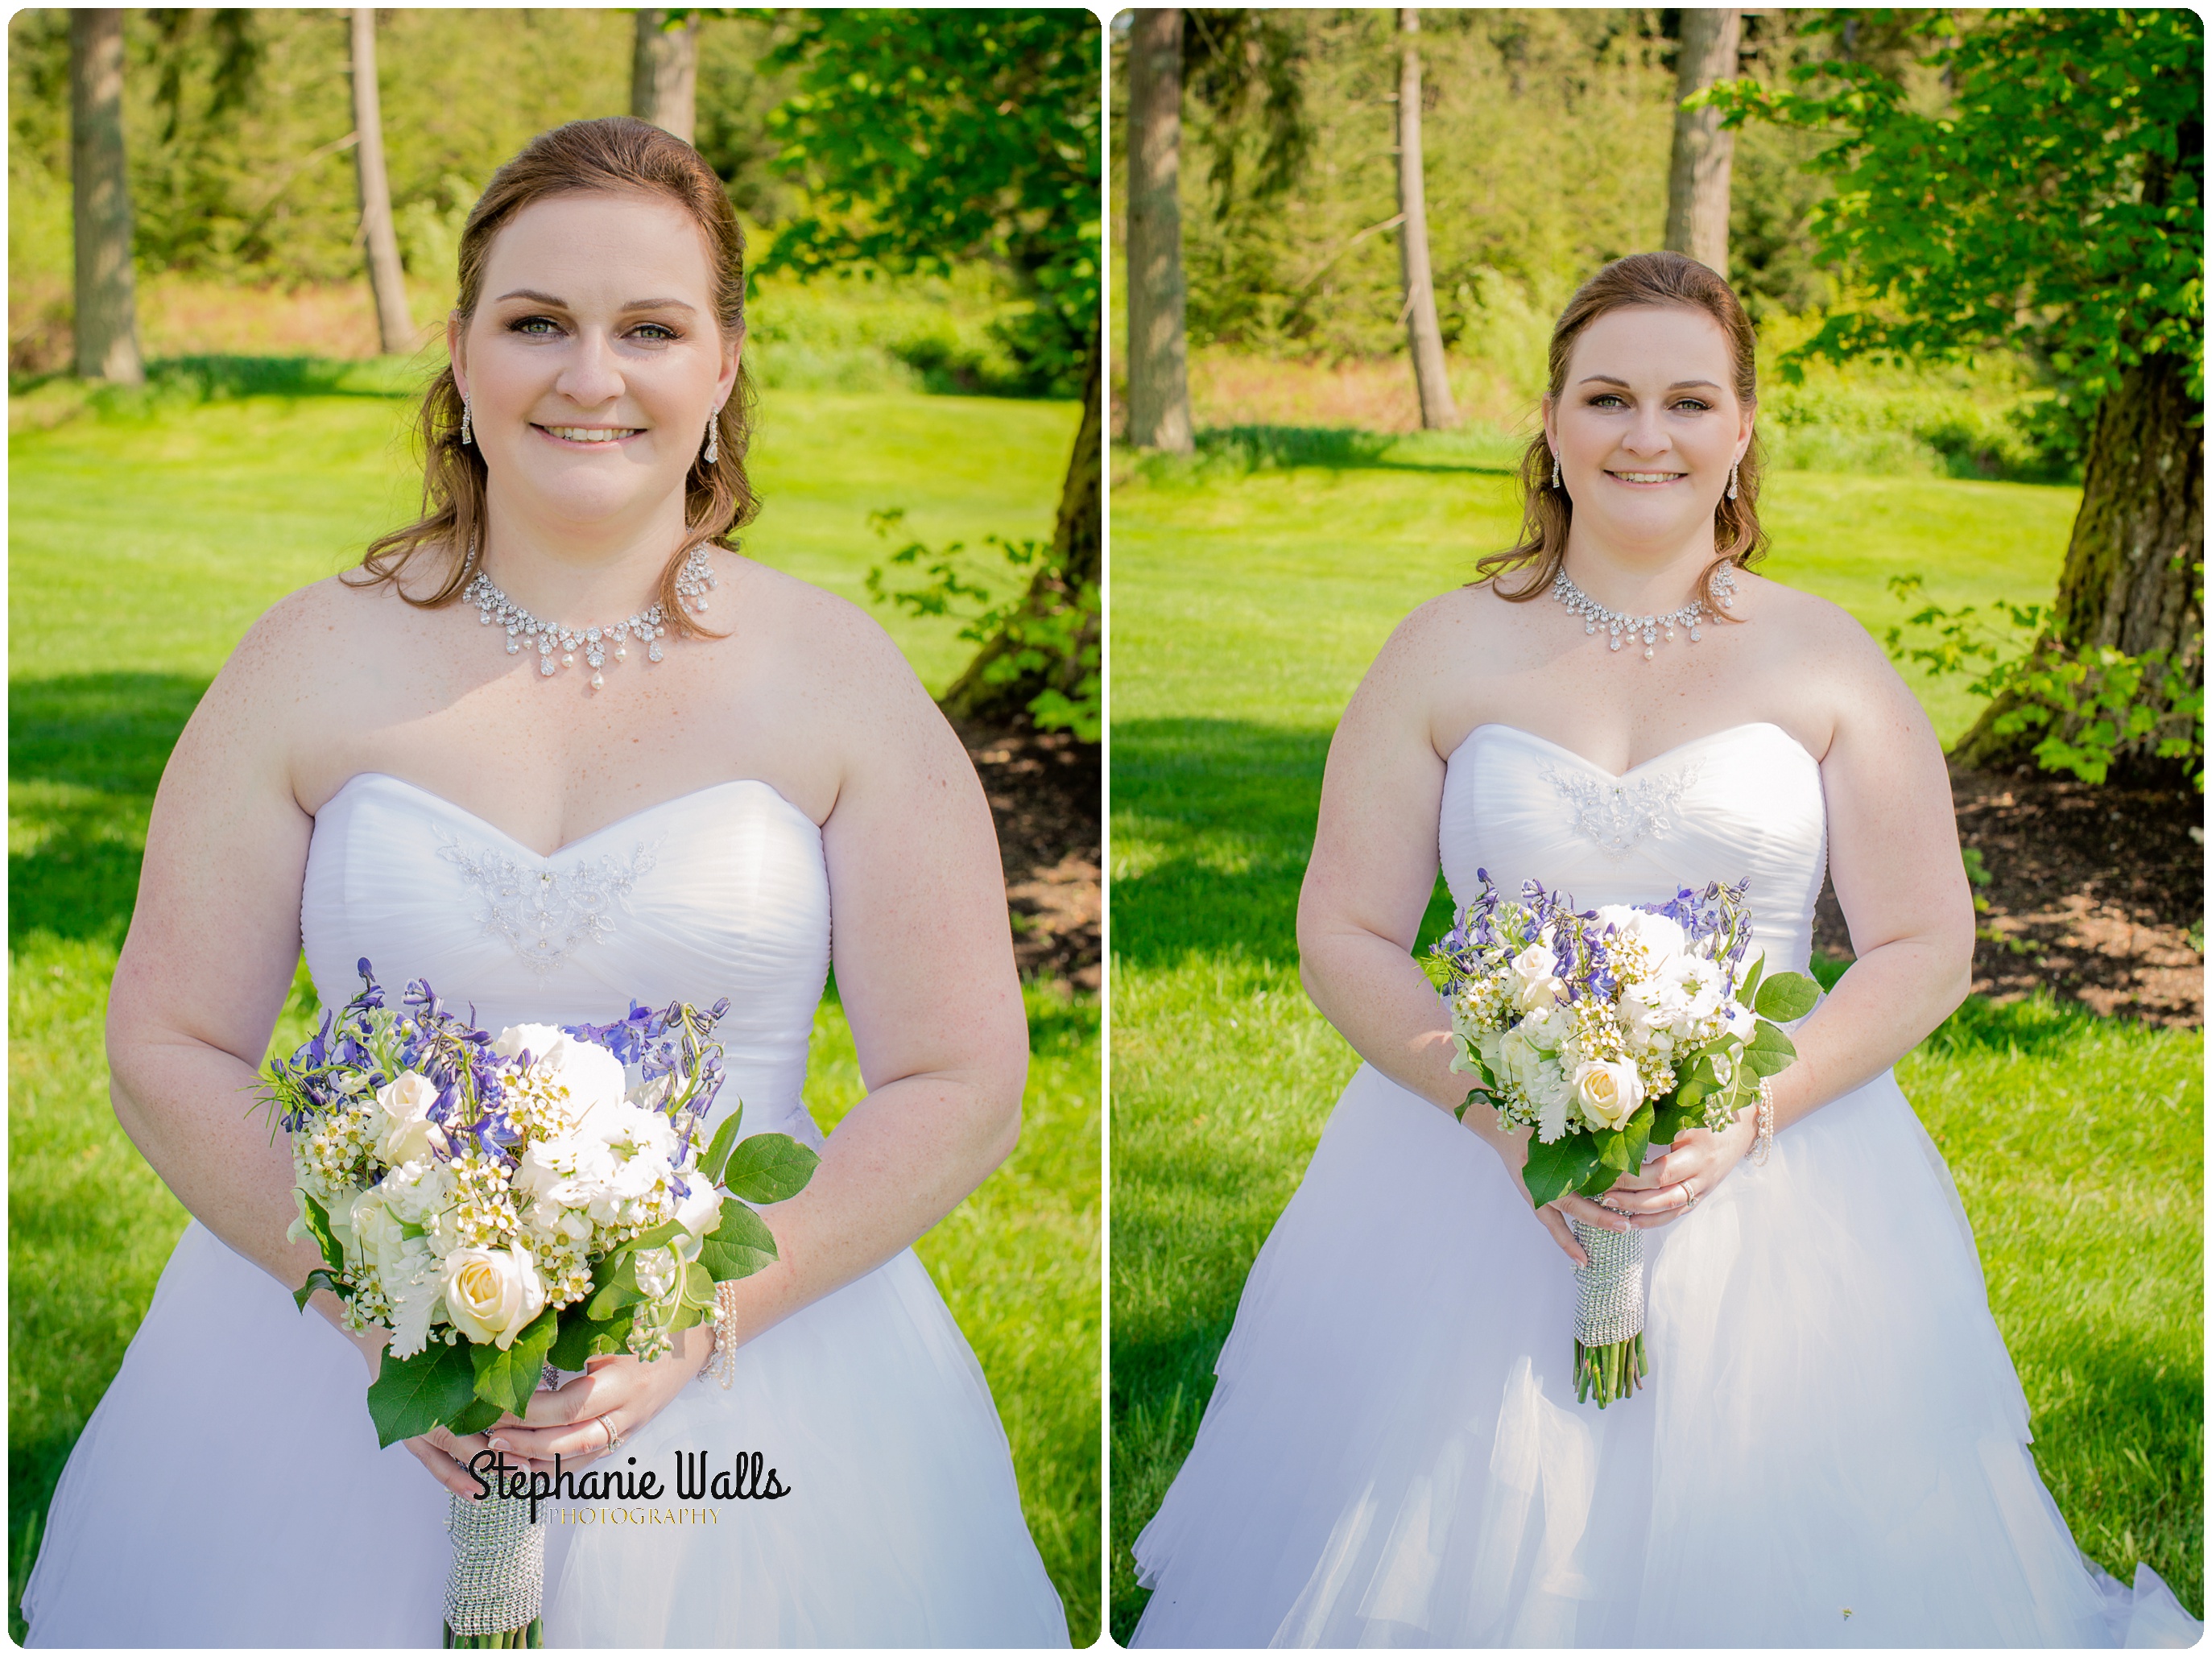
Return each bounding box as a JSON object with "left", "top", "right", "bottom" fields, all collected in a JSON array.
[
  {"left": 350, "top": 117, "right": 757, "bottom": 635},
  {"left": 1477, "top": 250, "right": 1765, "bottom": 609}
]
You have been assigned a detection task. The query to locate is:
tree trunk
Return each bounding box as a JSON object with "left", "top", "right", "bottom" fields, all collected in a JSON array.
[
  {"left": 1664, "top": 7, "right": 1740, "bottom": 276},
  {"left": 349, "top": 9, "right": 413, "bottom": 356},
  {"left": 633, "top": 10, "right": 701, "bottom": 145},
  {"left": 69, "top": 10, "right": 144, "bottom": 384},
  {"left": 941, "top": 345, "right": 1102, "bottom": 728},
  {"left": 1125, "top": 8, "right": 1192, "bottom": 453},
  {"left": 1394, "top": 9, "right": 1455, "bottom": 430},
  {"left": 1953, "top": 353, "right": 2205, "bottom": 773}
]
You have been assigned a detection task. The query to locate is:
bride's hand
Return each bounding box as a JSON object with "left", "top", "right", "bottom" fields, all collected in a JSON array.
[
  {"left": 1478, "top": 1116, "right": 1630, "bottom": 1267},
  {"left": 1601, "top": 1110, "right": 1758, "bottom": 1229},
  {"left": 486, "top": 1324, "right": 718, "bottom": 1476}
]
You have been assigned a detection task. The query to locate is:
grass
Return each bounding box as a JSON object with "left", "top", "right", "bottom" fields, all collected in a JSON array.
[
  {"left": 1107, "top": 440, "right": 2202, "bottom": 1640},
  {"left": 7, "top": 368, "right": 1098, "bottom": 1644}
]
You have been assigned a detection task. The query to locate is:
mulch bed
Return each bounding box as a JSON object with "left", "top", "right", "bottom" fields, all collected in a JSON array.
[
  {"left": 954, "top": 717, "right": 1102, "bottom": 994},
  {"left": 1813, "top": 765, "right": 2204, "bottom": 1028}
]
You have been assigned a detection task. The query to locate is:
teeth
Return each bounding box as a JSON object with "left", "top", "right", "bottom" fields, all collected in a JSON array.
[
  {"left": 1615, "top": 471, "right": 1681, "bottom": 483},
  {"left": 544, "top": 427, "right": 638, "bottom": 444}
]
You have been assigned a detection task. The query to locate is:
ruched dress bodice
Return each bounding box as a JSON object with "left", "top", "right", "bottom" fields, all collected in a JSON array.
[
  {"left": 303, "top": 773, "right": 829, "bottom": 1144},
  {"left": 1439, "top": 722, "right": 1827, "bottom": 975}
]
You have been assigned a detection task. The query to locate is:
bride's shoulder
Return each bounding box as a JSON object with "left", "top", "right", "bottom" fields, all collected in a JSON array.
[{"left": 720, "top": 551, "right": 922, "bottom": 696}]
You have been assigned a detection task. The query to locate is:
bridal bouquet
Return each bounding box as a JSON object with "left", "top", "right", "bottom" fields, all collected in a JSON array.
[
  {"left": 261, "top": 961, "right": 818, "bottom": 1647},
  {"left": 1421, "top": 874, "right": 1818, "bottom": 1407}
]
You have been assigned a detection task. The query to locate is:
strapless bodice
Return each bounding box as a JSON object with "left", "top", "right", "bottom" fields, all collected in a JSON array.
[
  {"left": 1438, "top": 722, "right": 1829, "bottom": 975},
  {"left": 300, "top": 773, "right": 830, "bottom": 1141}
]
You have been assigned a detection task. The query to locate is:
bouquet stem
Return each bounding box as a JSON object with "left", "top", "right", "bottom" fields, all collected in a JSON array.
[{"left": 1566, "top": 1217, "right": 1647, "bottom": 1408}]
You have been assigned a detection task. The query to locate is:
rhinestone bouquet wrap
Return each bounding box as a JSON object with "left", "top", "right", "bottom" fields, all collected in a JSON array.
[
  {"left": 260, "top": 961, "right": 820, "bottom": 1643},
  {"left": 1422, "top": 874, "right": 1819, "bottom": 1406},
  {"left": 443, "top": 1486, "right": 548, "bottom": 1647}
]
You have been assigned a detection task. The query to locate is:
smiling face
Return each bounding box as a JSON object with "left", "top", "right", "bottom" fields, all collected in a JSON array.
[
  {"left": 1545, "top": 303, "right": 1752, "bottom": 559},
  {"left": 450, "top": 188, "right": 738, "bottom": 542}
]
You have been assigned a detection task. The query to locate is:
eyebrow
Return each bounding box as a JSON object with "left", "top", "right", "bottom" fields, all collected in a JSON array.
[
  {"left": 491, "top": 288, "right": 699, "bottom": 314},
  {"left": 1577, "top": 374, "right": 1725, "bottom": 391}
]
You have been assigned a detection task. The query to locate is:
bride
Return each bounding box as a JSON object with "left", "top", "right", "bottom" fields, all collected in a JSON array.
[
  {"left": 23, "top": 118, "right": 1067, "bottom": 1647},
  {"left": 1128, "top": 251, "right": 2198, "bottom": 1647}
]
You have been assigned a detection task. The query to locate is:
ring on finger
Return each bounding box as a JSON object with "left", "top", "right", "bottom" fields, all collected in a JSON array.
[
  {"left": 1680, "top": 1179, "right": 1700, "bottom": 1211},
  {"left": 601, "top": 1416, "right": 624, "bottom": 1454}
]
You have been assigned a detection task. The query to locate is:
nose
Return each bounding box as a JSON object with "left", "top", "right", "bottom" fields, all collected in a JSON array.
[
  {"left": 1619, "top": 403, "right": 1671, "bottom": 458},
  {"left": 553, "top": 328, "right": 626, "bottom": 410}
]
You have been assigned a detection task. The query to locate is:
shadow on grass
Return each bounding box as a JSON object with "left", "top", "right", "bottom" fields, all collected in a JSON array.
[
  {"left": 10, "top": 354, "right": 427, "bottom": 423},
  {"left": 1124, "top": 424, "right": 1524, "bottom": 484},
  {"left": 9, "top": 673, "right": 207, "bottom": 950}
]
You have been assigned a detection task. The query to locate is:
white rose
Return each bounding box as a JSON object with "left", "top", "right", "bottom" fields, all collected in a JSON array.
[
  {"left": 442, "top": 1244, "right": 548, "bottom": 1349},
  {"left": 368, "top": 1071, "right": 448, "bottom": 1167},
  {"left": 1573, "top": 1057, "right": 1645, "bottom": 1130},
  {"left": 1596, "top": 906, "right": 1690, "bottom": 970},
  {"left": 494, "top": 1025, "right": 629, "bottom": 1128},
  {"left": 1507, "top": 933, "right": 1566, "bottom": 1012}
]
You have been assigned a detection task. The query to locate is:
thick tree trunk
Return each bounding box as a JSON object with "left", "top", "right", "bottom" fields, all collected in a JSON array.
[
  {"left": 941, "top": 345, "right": 1102, "bottom": 728},
  {"left": 349, "top": 10, "right": 413, "bottom": 356},
  {"left": 1953, "top": 353, "right": 2204, "bottom": 772},
  {"left": 69, "top": 10, "right": 144, "bottom": 384},
  {"left": 1664, "top": 8, "right": 1740, "bottom": 276},
  {"left": 1394, "top": 9, "right": 1455, "bottom": 430},
  {"left": 633, "top": 10, "right": 701, "bottom": 145},
  {"left": 1125, "top": 8, "right": 1192, "bottom": 454}
]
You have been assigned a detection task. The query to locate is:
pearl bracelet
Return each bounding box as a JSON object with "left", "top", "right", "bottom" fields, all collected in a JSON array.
[
  {"left": 696, "top": 1279, "right": 741, "bottom": 1388},
  {"left": 1748, "top": 1078, "right": 1776, "bottom": 1168}
]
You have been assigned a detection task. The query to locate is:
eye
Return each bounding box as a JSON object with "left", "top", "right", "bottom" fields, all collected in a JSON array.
[
  {"left": 506, "top": 314, "right": 564, "bottom": 337},
  {"left": 1672, "top": 397, "right": 1713, "bottom": 413},
  {"left": 629, "top": 322, "right": 680, "bottom": 342},
  {"left": 1587, "top": 392, "right": 1627, "bottom": 408}
]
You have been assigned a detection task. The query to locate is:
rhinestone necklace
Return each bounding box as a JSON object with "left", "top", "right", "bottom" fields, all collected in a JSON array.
[
  {"left": 466, "top": 547, "right": 716, "bottom": 692},
  {"left": 1552, "top": 564, "right": 1735, "bottom": 661}
]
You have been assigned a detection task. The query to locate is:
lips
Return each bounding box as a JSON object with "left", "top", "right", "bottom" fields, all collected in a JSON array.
[{"left": 1606, "top": 469, "right": 1686, "bottom": 484}]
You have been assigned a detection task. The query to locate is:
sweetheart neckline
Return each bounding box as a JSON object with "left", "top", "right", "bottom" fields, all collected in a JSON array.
[
  {"left": 1448, "top": 721, "right": 1820, "bottom": 783},
  {"left": 317, "top": 771, "right": 820, "bottom": 862}
]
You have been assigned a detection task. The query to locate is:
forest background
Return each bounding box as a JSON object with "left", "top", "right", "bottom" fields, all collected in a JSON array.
[{"left": 10, "top": 6, "right": 1101, "bottom": 1643}]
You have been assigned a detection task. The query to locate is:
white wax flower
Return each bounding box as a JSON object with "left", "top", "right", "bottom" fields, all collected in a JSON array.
[
  {"left": 443, "top": 1244, "right": 549, "bottom": 1349},
  {"left": 1595, "top": 906, "right": 1690, "bottom": 969},
  {"left": 1573, "top": 1057, "right": 1646, "bottom": 1130},
  {"left": 494, "top": 1024, "right": 629, "bottom": 1127},
  {"left": 368, "top": 1070, "right": 448, "bottom": 1167}
]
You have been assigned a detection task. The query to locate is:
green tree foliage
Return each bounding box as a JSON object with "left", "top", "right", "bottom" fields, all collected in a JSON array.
[
  {"left": 756, "top": 8, "right": 1102, "bottom": 397},
  {"left": 1710, "top": 9, "right": 2202, "bottom": 411}
]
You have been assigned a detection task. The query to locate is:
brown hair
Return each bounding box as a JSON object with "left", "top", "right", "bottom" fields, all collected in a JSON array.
[
  {"left": 349, "top": 117, "right": 757, "bottom": 634},
  {"left": 1477, "top": 251, "right": 1765, "bottom": 608}
]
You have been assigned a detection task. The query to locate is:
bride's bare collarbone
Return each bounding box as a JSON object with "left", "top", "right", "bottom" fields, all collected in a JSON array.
[
  {"left": 231, "top": 552, "right": 896, "bottom": 856},
  {"left": 1409, "top": 572, "right": 1879, "bottom": 775}
]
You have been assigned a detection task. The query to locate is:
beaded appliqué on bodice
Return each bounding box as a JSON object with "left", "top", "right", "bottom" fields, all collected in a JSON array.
[
  {"left": 1539, "top": 762, "right": 1701, "bottom": 859},
  {"left": 436, "top": 834, "right": 660, "bottom": 973}
]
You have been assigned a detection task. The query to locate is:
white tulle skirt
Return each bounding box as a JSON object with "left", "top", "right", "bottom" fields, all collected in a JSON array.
[
  {"left": 24, "top": 1221, "right": 1066, "bottom": 1647},
  {"left": 1131, "top": 1064, "right": 2198, "bottom": 1648}
]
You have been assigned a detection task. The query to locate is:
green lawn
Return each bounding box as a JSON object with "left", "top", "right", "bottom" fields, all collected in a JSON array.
[
  {"left": 7, "top": 369, "right": 1099, "bottom": 1644},
  {"left": 1107, "top": 433, "right": 2202, "bottom": 1640}
]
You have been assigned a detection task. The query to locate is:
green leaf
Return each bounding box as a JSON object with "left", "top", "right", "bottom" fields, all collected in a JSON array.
[
  {"left": 1453, "top": 1088, "right": 1482, "bottom": 1124},
  {"left": 1649, "top": 1098, "right": 1698, "bottom": 1145},
  {"left": 1619, "top": 1101, "right": 1656, "bottom": 1171},
  {"left": 1755, "top": 971, "right": 1821, "bottom": 1023},
  {"left": 1743, "top": 1019, "right": 1800, "bottom": 1076},
  {"left": 586, "top": 1320, "right": 635, "bottom": 1358},
  {"left": 1594, "top": 1127, "right": 1634, "bottom": 1174},
  {"left": 697, "top": 1104, "right": 746, "bottom": 1186},
  {"left": 469, "top": 1307, "right": 560, "bottom": 1417},
  {"left": 698, "top": 1197, "right": 779, "bottom": 1282},
  {"left": 1418, "top": 952, "right": 1454, "bottom": 991},
  {"left": 586, "top": 1251, "right": 647, "bottom": 1321},
  {"left": 546, "top": 1308, "right": 603, "bottom": 1372},
  {"left": 719, "top": 1133, "right": 821, "bottom": 1205},
  {"left": 292, "top": 1266, "right": 345, "bottom": 1312},
  {"left": 1735, "top": 953, "right": 1766, "bottom": 1010},
  {"left": 450, "top": 1395, "right": 504, "bottom": 1436},
  {"left": 366, "top": 1340, "right": 478, "bottom": 1448},
  {"left": 1522, "top": 1132, "right": 1603, "bottom": 1209},
  {"left": 300, "top": 1191, "right": 345, "bottom": 1273}
]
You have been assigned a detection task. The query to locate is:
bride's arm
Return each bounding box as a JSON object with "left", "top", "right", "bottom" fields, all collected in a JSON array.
[
  {"left": 1294, "top": 599, "right": 1619, "bottom": 1261},
  {"left": 103, "top": 590, "right": 373, "bottom": 1341}
]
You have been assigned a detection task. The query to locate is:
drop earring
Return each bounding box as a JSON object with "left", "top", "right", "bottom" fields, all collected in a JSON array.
[
  {"left": 460, "top": 397, "right": 473, "bottom": 447},
  {"left": 1552, "top": 450, "right": 1563, "bottom": 490},
  {"left": 704, "top": 406, "right": 722, "bottom": 466},
  {"left": 1726, "top": 458, "right": 1740, "bottom": 501}
]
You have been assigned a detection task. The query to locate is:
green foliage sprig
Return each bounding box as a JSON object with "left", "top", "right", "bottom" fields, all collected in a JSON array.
[
  {"left": 1886, "top": 572, "right": 2206, "bottom": 789},
  {"left": 865, "top": 509, "right": 1099, "bottom": 742}
]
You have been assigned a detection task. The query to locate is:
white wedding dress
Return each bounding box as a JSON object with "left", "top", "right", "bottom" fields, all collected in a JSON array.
[
  {"left": 1131, "top": 722, "right": 2198, "bottom": 1647},
  {"left": 23, "top": 772, "right": 1069, "bottom": 1648}
]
